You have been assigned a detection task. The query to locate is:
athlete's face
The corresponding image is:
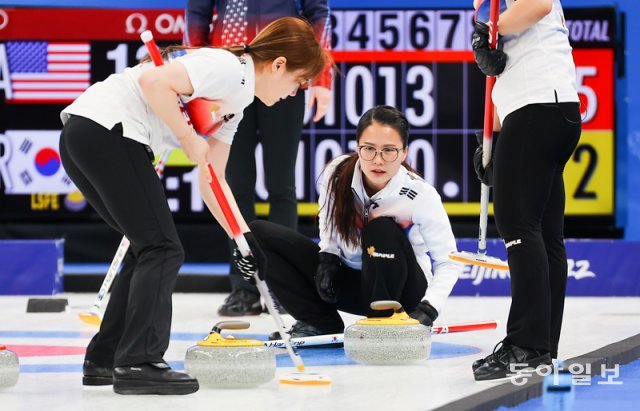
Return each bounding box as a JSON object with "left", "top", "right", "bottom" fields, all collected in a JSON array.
[
  {"left": 357, "top": 121, "right": 407, "bottom": 194},
  {"left": 255, "top": 57, "right": 307, "bottom": 106}
]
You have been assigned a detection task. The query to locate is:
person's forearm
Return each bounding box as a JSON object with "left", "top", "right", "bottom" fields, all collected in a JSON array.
[
  {"left": 198, "top": 169, "right": 250, "bottom": 237},
  {"left": 498, "top": 0, "right": 553, "bottom": 36}
]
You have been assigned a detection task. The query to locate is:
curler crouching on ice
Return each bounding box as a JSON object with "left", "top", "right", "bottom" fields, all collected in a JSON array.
[{"left": 232, "top": 105, "right": 462, "bottom": 341}]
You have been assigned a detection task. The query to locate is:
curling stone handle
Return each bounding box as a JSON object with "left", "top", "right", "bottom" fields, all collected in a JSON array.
[
  {"left": 211, "top": 321, "right": 250, "bottom": 334},
  {"left": 370, "top": 300, "right": 403, "bottom": 313}
]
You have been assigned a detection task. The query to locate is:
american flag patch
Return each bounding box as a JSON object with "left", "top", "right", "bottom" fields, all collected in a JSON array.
[{"left": 3, "top": 41, "right": 90, "bottom": 103}]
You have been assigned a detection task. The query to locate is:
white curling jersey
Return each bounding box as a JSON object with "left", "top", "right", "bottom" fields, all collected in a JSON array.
[
  {"left": 476, "top": 0, "right": 580, "bottom": 123},
  {"left": 317, "top": 155, "right": 462, "bottom": 312},
  {"left": 61, "top": 48, "right": 255, "bottom": 154}
]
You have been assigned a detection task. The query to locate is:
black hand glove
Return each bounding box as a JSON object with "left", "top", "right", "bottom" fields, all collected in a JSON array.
[
  {"left": 232, "top": 232, "right": 265, "bottom": 284},
  {"left": 315, "top": 252, "right": 341, "bottom": 304},
  {"left": 472, "top": 130, "right": 500, "bottom": 187},
  {"left": 472, "top": 21, "right": 507, "bottom": 77},
  {"left": 409, "top": 300, "right": 439, "bottom": 327}
]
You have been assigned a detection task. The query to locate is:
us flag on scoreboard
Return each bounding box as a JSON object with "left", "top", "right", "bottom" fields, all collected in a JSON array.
[{"left": 4, "top": 41, "right": 90, "bottom": 103}]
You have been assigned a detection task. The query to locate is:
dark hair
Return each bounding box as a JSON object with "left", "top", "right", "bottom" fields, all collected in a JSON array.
[
  {"left": 321, "top": 105, "right": 418, "bottom": 247},
  {"left": 143, "top": 17, "right": 330, "bottom": 82}
]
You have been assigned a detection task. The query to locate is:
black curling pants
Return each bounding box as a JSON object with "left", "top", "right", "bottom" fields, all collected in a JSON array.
[
  {"left": 249, "top": 218, "right": 427, "bottom": 332},
  {"left": 492, "top": 103, "right": 581, "bottom": 358},
  {"left": 59, "top": 115, "right": 184, "bottom": 367},
  {"left": 226, "top": 91, "right": 305, "bottom": 294}
]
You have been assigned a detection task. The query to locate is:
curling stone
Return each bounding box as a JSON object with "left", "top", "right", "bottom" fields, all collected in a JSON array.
[
  {"left": 344, "top": 301, "right": 431, "bottom": 365},
  {"left": 0, "top": 345, "right": 19, "bottom": 388},
  {"left": 184, "top": 321, "right": 275, "bottom": 388}
]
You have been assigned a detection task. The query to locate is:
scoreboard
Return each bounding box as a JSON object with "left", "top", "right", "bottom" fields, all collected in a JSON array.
[{"left": 0, "top": 6, "right": 616, "bottom": 222}]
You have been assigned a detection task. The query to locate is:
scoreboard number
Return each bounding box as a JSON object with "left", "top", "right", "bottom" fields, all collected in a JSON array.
[
  {"left": 564, "top": 131, "right": 613, "bottom": 214},
  {"left": 332, "top": 10, "right": 472, "bottom": 52},
  {"left": 576, "top": 66, "right": 598, "bottom": 123}
]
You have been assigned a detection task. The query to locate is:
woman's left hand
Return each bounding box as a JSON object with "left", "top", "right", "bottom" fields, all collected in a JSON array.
[{"left": 409, "top": 300, "right": 439, "bottom": 326}]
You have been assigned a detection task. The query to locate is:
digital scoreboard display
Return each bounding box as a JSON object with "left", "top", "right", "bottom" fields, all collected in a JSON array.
[{"left": 0, "top": 6, "right": 615, "bottom": 221}]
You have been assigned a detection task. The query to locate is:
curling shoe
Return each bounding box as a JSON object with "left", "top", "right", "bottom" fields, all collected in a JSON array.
[
  {"left": 473, "top": 340, "right": 552, "bottom": 382},
  {"left": 82, "top": 360, "right": 113, "bottom": 386},
  {"left": 113, "top": 362, "right": 199, "bottom": 395},
  {"left": 217, "top": 289, "right": 262, "bottom": 316}
]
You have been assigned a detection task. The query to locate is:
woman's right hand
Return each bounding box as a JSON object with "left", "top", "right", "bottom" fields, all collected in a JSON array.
[{"left": 315, "top": 252, "right": 341, "bottom": 304}]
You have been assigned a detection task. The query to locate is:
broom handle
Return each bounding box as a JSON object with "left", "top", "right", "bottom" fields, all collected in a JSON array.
[
  {"left": 264, "top": 320, "right": 499, "bottom": 348},
  {"left": 478, "top": 0, "right": 500, "bottom": 255}
]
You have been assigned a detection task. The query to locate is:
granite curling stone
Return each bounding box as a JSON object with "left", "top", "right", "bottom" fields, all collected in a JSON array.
[
  {"left": 344, "top": 300, "right": 431, "bottom": 365},
  {"left": 0, "top": 345, "right": 19, "bottom": 388},
  {"left": 184, "top": 321, "right": 275, "bottom": 388}
]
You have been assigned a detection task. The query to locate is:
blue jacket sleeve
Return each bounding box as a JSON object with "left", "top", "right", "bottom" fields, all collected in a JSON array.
[
  {"left": 184, "top": 0, "right": 217, "bottom": 46},
  {"left": 299, "top": 0, "right": 330, "bottom": 26}
]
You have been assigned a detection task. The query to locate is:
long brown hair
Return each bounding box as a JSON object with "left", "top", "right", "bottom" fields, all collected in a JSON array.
[
  {"left": 321, "top": 106, "right": 419, "bottom": 248},
  {"left": 142, "top": 17, "right": 329, "bottom": 83}
]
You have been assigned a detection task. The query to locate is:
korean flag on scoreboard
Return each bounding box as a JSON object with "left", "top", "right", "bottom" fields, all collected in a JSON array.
[{"left": 0, "top": 130, "right": 77, "bottom": 194}]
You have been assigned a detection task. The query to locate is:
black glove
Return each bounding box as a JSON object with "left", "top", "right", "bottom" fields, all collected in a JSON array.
[
  {"left": 409, "top": 300, "right": 439, "bottom": 327},
  {"left": 232, "top": 232, "right": 265, "bottom": 284},
  {"left": 472, "top": 21, "right": 507, "bottom": 77},
  {"left": 473, "top": 130, "right": 500, "bottom": 187},
  {"left": 314, "top": 252, "right": 341, "bottom": 304}
]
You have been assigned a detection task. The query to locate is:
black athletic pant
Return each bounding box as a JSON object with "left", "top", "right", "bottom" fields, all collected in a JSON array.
[
  {"left": 59, "top": 115, "right": 184, "bottom": 367},
  {"left": 226, "top": 91, "right": 305, "bottom": 293},
  {"left": 249, "top": 218, "right": 427, "bottom": 332},
  {"left": 492, "top": 103, "right": 581, "bottom": 358}
]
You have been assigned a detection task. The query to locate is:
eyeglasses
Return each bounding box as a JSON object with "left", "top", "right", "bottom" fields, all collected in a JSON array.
[{"left": 358, "top": 145, "right": 404, "bottom": 162}]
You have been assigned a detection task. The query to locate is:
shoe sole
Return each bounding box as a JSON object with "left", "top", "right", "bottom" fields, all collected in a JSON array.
[
  {"left": 113, "top": 379, "right": 199, "bottom": 395},
  {"left": 474, "top": 361, "right": 552, "bottom": 383},
  {"left": 83, "top": 375, "right": 113, "bottom": 386}
]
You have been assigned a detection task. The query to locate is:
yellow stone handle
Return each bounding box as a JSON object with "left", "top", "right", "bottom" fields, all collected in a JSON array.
[
  {"left": 212, "top": 321, "right": 250, "bottom": 333},
  {"left": 370, "top": 300, "right": 403, "bottom": 313}
]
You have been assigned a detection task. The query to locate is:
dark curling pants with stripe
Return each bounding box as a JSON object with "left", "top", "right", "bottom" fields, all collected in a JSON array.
[{"left": 59, "top": 115, "right": 184, "bottom": 367}]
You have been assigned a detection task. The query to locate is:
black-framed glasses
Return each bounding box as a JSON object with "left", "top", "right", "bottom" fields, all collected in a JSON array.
[{"left": 358, "top": 145, "right": 404, "bottom": 162}]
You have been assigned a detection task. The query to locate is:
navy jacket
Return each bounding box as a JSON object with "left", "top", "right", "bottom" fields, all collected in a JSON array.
[{"left": 184, "top": 0, "right": 332, "bottom": 87}]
